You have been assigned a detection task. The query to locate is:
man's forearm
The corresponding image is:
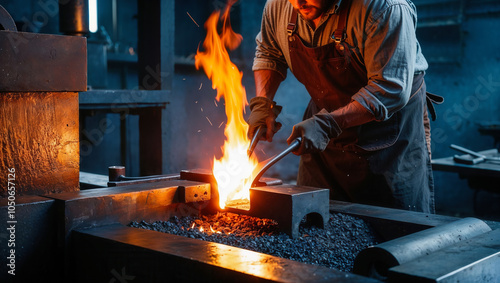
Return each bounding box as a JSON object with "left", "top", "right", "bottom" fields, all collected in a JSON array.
[
  {"left": 331, "top": 101, "right": 375, "bottom": 129},
  {"left": 254, "top": 69, "right": 284, "bottom": 100}
]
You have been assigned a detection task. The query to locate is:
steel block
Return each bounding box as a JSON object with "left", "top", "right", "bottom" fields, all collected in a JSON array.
[
  {"left": 227, "top": 185, "right": 330, "bottom": 239},
  {"left": 0, "top": 30, "right": 86, "bottom": 92}
]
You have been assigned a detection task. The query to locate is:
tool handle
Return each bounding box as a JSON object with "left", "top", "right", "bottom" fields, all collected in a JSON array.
[
  {"left": 453, "top": 155, "right": 485, "bottom": 165},
  {"left": 251, "top": 137, "right": 301, "bottom": 187},
  {"left": 450, "top": 144, "right": 486, "bottom": 159}
]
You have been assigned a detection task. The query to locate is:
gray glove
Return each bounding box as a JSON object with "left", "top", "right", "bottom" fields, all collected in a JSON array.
[
  {"left": 287, "top": 109, "right": 342, "bottom": 155},
  {"left": 247, "top": 97, "right": 282, "bottom": 141}
]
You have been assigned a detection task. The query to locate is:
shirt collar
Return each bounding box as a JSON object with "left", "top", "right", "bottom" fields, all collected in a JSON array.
[{"left": 327, "top": 0, "right": 343, "bottom": 15}]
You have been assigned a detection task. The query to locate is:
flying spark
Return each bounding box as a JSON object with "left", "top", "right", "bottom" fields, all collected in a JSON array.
[
  {"left": 206, "top": 117, "right": 213, "bottom": 126},
  {"left": 186, "top": 12, "right": 200, "bottom": 27}
]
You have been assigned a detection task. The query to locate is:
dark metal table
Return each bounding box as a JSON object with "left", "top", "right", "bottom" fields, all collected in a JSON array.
[
  {"left": 431, "top": 149, "right": 500, "bottom": 213},
  {"left": 432, "top": 149, "right": 500, "bottom": 178}
]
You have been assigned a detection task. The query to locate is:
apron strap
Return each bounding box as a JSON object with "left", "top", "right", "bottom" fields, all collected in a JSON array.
[
  {"left": 425, "top": 91, "right": 444, "bottom": 121},
  {"left": 332, "top": 0, "right": 352, "bottom": 44},
  {"left": 287, "top": 8, "right": 298, "bottom": 37}
]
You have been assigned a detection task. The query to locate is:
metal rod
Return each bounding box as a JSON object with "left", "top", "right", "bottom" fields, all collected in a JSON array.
[
  {"left": 450, "top": 144, "right": 500, "bottom": 161},
  {"left": 251, "top": 138, "right": 301, "bottom": 187},
  {"left": 450, "top": 144, "right": 485, "bottom": 158},
  {"left": 247, "top": 126, "right": 264, "bottom": 157}
]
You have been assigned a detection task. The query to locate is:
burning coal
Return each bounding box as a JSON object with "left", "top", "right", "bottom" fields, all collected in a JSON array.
[{"left": 130, "top": 213, "right": 380, "bottom": 272}]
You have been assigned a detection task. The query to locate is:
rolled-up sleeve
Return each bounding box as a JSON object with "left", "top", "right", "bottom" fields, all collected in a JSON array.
[
  {"left": 352, "top": 4, "right": 418, "bottom": 121},
  {"left": 252, "top": 2, "right": 289, "bottom": 79}
]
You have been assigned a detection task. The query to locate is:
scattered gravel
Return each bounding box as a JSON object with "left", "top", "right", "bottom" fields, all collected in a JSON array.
[{"left": 129, "top": 212, "right": 379, "bottom": 272}]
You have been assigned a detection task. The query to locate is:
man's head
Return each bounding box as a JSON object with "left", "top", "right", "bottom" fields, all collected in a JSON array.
[{"left": 288, "top": 0, "right": 333, "bottom": 22}]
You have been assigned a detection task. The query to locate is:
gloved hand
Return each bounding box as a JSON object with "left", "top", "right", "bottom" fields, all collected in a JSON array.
[
  {"left": 287, "top": 109, "right": 342, "bottom": 155},
  {"left": 247, "top": 96, "right": 283, "bottom": 142}
]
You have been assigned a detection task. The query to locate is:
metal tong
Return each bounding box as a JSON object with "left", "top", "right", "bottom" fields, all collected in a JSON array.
[
  {"left": 450, "top": 144, "right": 500, "bottom": 165},
  {"left": 247, "top": 126, "right": 265, "bottom": 157},
  {"left": 251, "top": 137, "right": 302, "bottom": 187}
]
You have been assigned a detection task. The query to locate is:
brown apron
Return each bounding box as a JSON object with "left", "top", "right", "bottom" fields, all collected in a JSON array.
[{"left": 288, "top": 2, "right": 434, "bottom": 213}]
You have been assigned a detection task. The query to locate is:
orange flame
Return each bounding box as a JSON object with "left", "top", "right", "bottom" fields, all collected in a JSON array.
[{"left": 195, "top": 2, "right": 258, "bottom": 209}]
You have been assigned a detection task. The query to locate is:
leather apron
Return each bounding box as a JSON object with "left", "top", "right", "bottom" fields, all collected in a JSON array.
[{"left": 288, "top": 2, "right": 435, "bottom": 213}]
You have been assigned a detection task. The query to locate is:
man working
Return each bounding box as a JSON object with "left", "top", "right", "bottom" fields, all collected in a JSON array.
[{"left": 248, "top": 0, "right": 436, "bottom": 213}]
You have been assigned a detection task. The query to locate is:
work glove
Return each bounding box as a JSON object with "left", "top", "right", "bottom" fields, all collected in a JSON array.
[
  {"left": 247, "top": 97, "right": 283, "bottom": 142},
  {"left": 287, "top": 109, "right": 342, "bottom": 155}
]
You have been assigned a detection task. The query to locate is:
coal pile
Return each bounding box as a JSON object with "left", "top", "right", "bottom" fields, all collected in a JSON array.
[{"left": 129, "top": 212, "right": 379, "bottom": 272}]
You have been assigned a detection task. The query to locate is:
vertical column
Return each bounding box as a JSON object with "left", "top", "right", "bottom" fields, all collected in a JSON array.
[{"left": 137, "top": 0, "right": 174, "bottom": 175}]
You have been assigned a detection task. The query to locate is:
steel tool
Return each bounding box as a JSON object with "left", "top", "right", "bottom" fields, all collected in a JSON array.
[
  {"left": 450, "top": 144, "right": 500, "bottom": 165},
  {"left": 247, "top": 126, "right": 265, "bottom": 157},
  {"left": 251, "top": 137, "right": 302, "bottom": 187}
]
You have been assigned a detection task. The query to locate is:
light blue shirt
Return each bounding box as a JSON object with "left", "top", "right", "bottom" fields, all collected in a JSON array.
[{"left": 253, "top": 0, "right": 429, "bottom": 121}]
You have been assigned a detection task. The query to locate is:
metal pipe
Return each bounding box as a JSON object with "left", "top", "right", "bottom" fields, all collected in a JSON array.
[
  {"left": 108, "top": 166, "right": 126, "bottom": 181},
  {"left": 59, "top": 0, "right": 89, "bottom": 36},
  {"left": 353, "top": 217, "right": 492, "bottom": 280},
  {"left": 251, "top": 138, "right": 301, "bottom": 187}
]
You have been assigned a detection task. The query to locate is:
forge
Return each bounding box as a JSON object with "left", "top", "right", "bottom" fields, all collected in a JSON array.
[
  {"left": 4, "top": 167, "right": 500, "bottom": 282},
  {"left": 179, "top": 169, "right": 329, "bottom": 239}
]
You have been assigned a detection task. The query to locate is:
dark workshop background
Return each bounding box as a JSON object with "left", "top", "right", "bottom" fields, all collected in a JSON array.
[{"left": 2, "top": 0, "right": 499, "bottom": 219}]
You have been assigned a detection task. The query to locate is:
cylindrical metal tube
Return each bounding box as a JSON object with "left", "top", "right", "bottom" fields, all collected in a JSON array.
[
  {"left": 59, "top": 0, "right": 89, "bottom": 36},
  {"left": 353, "top": 217, "right": 491, "bottom": 279},
  {"left": 108, "top": 166, "right": 126, "bottom": 182}
]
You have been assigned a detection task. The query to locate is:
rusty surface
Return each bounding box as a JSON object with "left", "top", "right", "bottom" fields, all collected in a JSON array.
[
  {"left": 0, "top": 30, "right": 87, "bottom": 92},
  {"left": 176, "top": 183, "right": 211, "bottom": 203},
  {"left": 0, "top": 92, "right": 80, "bottom": 197}
]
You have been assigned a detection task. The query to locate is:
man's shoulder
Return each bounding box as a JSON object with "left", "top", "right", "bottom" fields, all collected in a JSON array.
[
  {"left": 362, "top": 0, "right": 415, "bottom": 11},
  {"left": 263, "top": 0, "right": 294, "bottom": 26},
  {"left": 357, "top": 0, "right": 416, "bottom": 20},
  {"left": 264, "top": 0, "right": 292, "bottom": 11}
]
